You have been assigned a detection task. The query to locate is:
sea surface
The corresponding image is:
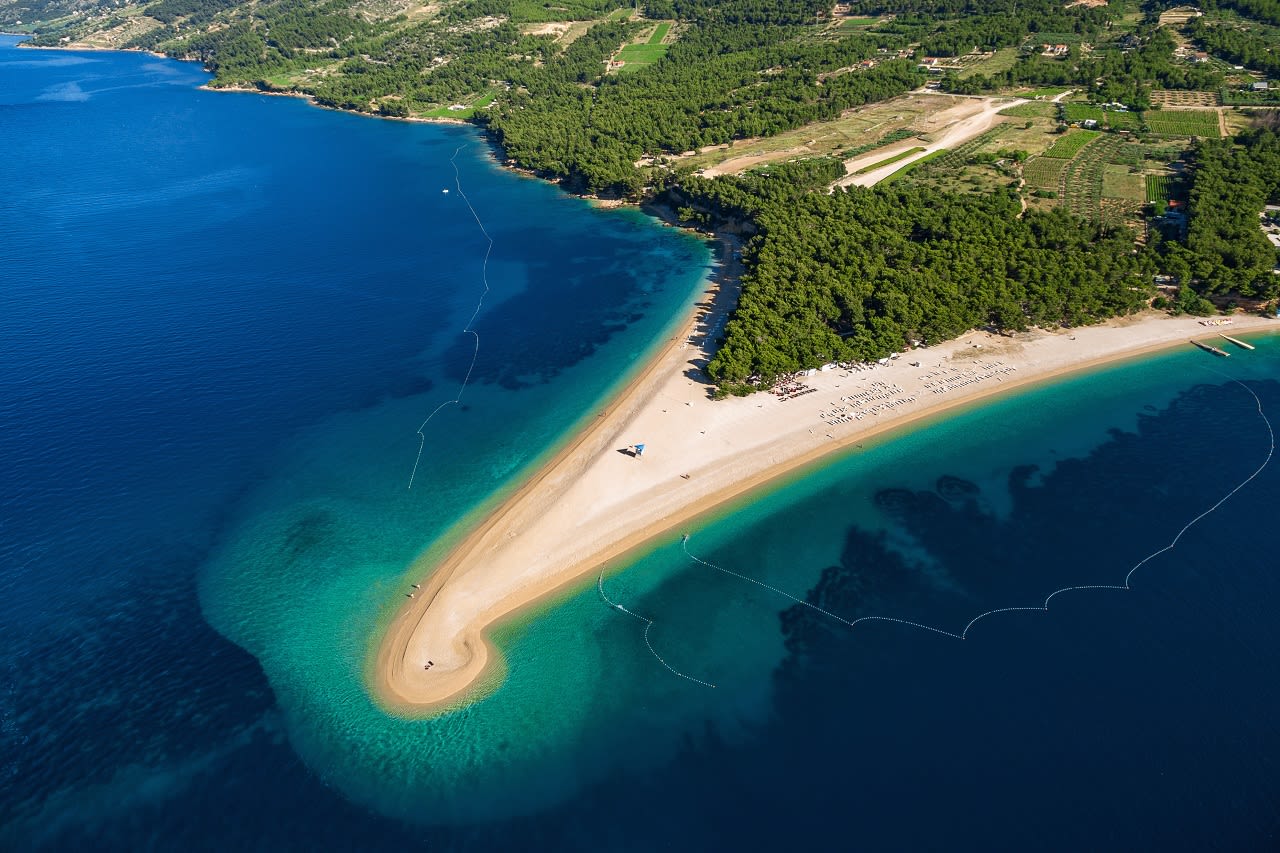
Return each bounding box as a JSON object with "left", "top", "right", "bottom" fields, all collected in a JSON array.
[{"left": 3, "top": 35, "right": 1279, "bottom": 851}]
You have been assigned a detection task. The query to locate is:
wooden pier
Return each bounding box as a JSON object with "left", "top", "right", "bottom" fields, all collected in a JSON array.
[
  {"left": 1219, "top": 333, "right": 1255, "bottom": 351},
  {"left": 1191, "top": 339, "right": 1230, "bottom": 357}
]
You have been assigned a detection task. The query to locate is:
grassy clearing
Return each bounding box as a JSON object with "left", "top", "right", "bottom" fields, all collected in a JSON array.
[
  {"left": 648, "top": 22, "right": 671, "bottom": 43},
  {"left": 999, "top": 101, "right": 1058, "bottom": 118},
  {"left": 880, "top": 149, "right": 947, "bottom": 184},
  {"left": 854, "top": 146, "right": 926, "bottom": 174},
  {"left": 1101, "top": 164, "right": 1145, "bottom": 201},
  {"left": 839, "top": 17, "right": 882, "bottom": 29},
  {"left": 1043, "top": 129, "right": 1101, "bottom": 158},
  {"left": 421, "top": 90, "right": 496, "bottom": 119},
  {"left": 1022, "top": 87, "right": 1071, "bottom": 99},
  {"left": 1034, "top": 32, "right": 1086, "bottom": 45},
  {"left": 1024, "top": 157, "right": 1067, "bottom": 188},
  {"left": 264, "top": 72, "right": 301, "bottom": 88},
  {"left": 1144, "top": 109, "right": 1221, "bottom": 137},
  {"left": 615, "top": 42, "right": 669, "bottom": 72},
  {"left": 959, "top": 47, "right": 1019, "bottom": 79},
  {"left": 989, "top": 120, "right": 1064, "bottom": 158}
]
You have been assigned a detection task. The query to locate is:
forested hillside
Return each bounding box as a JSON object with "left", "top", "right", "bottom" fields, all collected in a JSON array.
[
  {"left": 1166, "top": 126, "right": 1280, "bottom": 298},
  {"left": 6, "top": 0, "right": 1278, "bottom": 392},
  {"left": 673, "top": 164, "right": 1150, "bottom": 389}
]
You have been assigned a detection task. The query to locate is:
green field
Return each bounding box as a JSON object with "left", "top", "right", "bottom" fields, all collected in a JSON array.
[
  {"left": 421, "top": 90, "right": 496, "bottom": 118},
  {"left": 1101, "top": 164, "right": 1145, "bottom": 201},
  {"left": 854, "top": 146, "right": 926, "bottom": 174},
  {"left": 1145, "top": 174, "right": 1173, "bottom": 203},
  {"left": 1060, "top": 134, "right": 1129, "bottom": 223},
  {"left": 839, "top": 16, "right": 882, "bottom": 29},
  {"left": 1103, "top": 110, "right": 1142, "bottom": 131},
  {"left": 1144, "top": 110, "right": 1221, "bottom": 137},
  {"left": 1023, "top": 156, "right": 1067, "bottom": 188},
  {"left": 1022, "top": 87, "right": 1071, "bottom": 99},
  {"left": 615, "top": 42, "right": 669, "bottom": 73},
  {"left": 959, "top": 47, "right": 1019, "bottom": 79},
  {"left": 1061, "top": 103, "right": 1105, "bottom": 123},
  {"left": 1034, "top": 32, "right": 1085, "bottom": 44},
  {"left": 881, "top": 148, "right": 948, "bottom": 183},
  {"left": 1062, "top": 103, "right": 1145, "bottom": 131},
  {"left": 999, "top": 101, "right": 1058, "bottom": 118},
  {"left": 1043, "top": 129, "right": 1101, "bottom": 158},
  {"left": 648, "top": 22, "right": 671, "bottom": 43}
]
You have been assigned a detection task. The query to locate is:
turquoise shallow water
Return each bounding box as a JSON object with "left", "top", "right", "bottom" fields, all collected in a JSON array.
[{"left": 4, "top": 35, "right": 1279, "bottom": 849}]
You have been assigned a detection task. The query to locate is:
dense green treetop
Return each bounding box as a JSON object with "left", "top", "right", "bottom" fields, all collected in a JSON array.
[
  {"left": 1162, "top": 127, "right": 1280, "bottom": 300},
  {"left": 5, "top": 0, "right": 1277, "bottom": 394},
  {"left": 673, "top": 173, "right": 1150, "bottom": 389}
]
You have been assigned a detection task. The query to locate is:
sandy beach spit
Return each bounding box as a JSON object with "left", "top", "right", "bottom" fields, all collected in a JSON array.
[{"left": 373, "top": 285, "right": 1276, "bottom": 715}]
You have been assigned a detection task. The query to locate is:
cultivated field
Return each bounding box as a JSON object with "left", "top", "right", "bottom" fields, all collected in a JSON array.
[
  {"left": 1043, "top": 129, "right": 1101, "bottom": 158},
  {"left": 1145, "top": 174, "right": 1173, "bottom": 203},
  {"left": 1144, "top": 109, "right": 1222, "bottom": 137},
  {"left": 611, "top": 20, "right": 674, "bottom": 73},
  {"left": 999, "top": 101, "right": 1058, "bottom": 118},
  {"left": 1024, "top": 157, "right": 1068, "bottom": 188},
  {"left": 615, "top": 42, "right": 668, "bottom": 72},
  {"left": 1149, "top": 90, "right": 1220, "bottom": 108}
]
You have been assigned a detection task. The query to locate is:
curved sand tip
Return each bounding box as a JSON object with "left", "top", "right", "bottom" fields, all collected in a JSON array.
[
  {"left": 376, "top": 253, "right": 742, "bottom": 713},
  {"left": 374, "top": 294, "right": 1276, "bottom": 713}
]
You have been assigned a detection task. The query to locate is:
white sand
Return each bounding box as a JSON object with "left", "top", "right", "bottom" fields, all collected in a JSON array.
[{"left": 374, "top": 294, "right": 1276, "bottom": 713}]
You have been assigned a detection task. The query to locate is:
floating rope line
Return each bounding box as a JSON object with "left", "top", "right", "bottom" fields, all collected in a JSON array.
[
  {"left": 597, "top": 572, "right": 716, "bottom": 688},
  {"left": 683, "top": 539, "right": 965, "bottom": 639},
  {"left": 622, "top": 374, "right": 1273, "bottom": 684},
  {"left": 408, "top": 146, "right": 494, "bottom": 490}
]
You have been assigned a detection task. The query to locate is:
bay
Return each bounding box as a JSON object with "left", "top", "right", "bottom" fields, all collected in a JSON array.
[{"left": 3, "top": 34, "right": 1278, "bottom": 850}]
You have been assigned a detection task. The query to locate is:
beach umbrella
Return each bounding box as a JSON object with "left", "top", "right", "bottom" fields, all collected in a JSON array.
[{"left": 634, "top": 443, "right": 645, "bottom": 456}]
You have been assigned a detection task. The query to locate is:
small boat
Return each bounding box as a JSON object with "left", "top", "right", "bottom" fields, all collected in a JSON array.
[
  {"left": 1190, "top": 339, "right": 1229, "bottom": 357},
  {"left": 1219, "top": 333, "right": 1255, "bottom": 351}
]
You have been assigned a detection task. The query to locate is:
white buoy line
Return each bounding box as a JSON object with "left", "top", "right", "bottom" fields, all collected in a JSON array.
[
  {"left": 408, "top": 146, "right": 493, "bottom": 490},
  {"left": 603, "top": 373, "right": 1273, "bottom": 686}
]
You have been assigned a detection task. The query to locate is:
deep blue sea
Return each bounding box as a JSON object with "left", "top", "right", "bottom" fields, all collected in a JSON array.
[{"left": 3, "top": 35, "right": 1279, "bottom": 851}]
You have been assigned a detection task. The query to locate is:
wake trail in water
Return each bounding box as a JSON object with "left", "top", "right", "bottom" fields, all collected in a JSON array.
[
  {"left": 408, "top": 146, "right": 493, "bottom": 490},
  {"left": 613, "top": 374, "right": 1273, "bottom": 685}
]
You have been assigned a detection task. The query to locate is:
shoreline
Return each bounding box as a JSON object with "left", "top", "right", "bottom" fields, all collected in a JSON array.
[
  {"left": 16, "top": 37, "right": 1275, "bottom": 716},
  {"left": 373, "top": 292, "right": 1277, "bottom": 714},
  {"left": 12, "top": 39, "right": 653, "bottom": 205},
  {"left": 200, "top": 83, "right": 473, "bottom": 126},
  {"left": 370, "top": 234, "right": 741, "bottom": 715}
]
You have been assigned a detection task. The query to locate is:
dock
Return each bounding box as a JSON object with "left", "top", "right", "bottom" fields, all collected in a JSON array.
[
  {"left": 1219, "top": 333, "right": 1255, "bottom": 351},
  {"left": 1191, "top": 339, "right": 1230, "bottom": 357}
]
